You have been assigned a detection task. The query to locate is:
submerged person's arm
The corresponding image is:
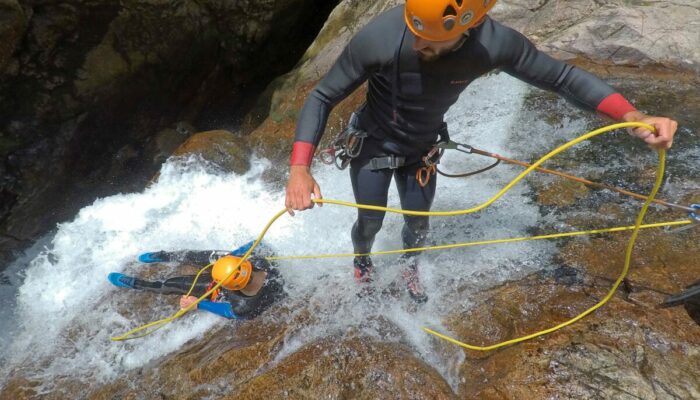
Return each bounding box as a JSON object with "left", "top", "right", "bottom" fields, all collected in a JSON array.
[
  {"left": 197, "top": 300, "right": 238, "bottom": 319},
  {"left": 180, "top": 295, "right": 239, "bottom": 319}
]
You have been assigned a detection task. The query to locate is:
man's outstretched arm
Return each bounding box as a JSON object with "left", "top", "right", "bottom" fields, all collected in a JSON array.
[{"left": 486, "top": 20, "right": 677, "bottom": 149}]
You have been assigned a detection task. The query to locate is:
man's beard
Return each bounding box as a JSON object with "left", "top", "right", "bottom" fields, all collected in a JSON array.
[
  {"left": 416, "top": 49, "right": 443, "bottom": 62},
  {"left": 416, "top": 35, "right": 468, "bottom": 62}
]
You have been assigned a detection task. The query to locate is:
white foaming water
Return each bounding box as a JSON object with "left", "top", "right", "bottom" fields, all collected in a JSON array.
[{"left": 2, "top": 73, "right": 565, "bottom": 393}]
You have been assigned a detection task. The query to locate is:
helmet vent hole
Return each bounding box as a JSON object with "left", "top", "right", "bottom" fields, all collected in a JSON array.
[
  {"left": 460, "top": 10, "right": 474, "bottom": 26},
  {"left": 412, "top": 16, "right": 425, "bottom": 31},
  {"left": 443, "top": 18, "right": 455, "bottom": 31},
  {"left": 443, "top": 5, "right": 458, "bottom": 17}
]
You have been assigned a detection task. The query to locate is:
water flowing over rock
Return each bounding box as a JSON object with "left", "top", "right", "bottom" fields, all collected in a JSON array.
[
  {"left": 172, "top": 0, "right": 700, "bottom": 395},
  {"left": 2, "top": 0, "right": 699, "bottom": 399},
  {"left": 245, "top": 0, "right": 699, "bottom": 168},
  {"left": 0, "top": 0, "right": 339, "bottom": 266},
  {"left": 172, "top": 130, "right": 251, "bottom": 175}
]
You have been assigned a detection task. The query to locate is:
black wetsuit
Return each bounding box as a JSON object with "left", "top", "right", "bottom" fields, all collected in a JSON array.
[
  {"left": 132, "top": 254, "right": 285, "bottom": 320},
  {"left": 294, "top": 5, "right": 630, "bottom": 254}
]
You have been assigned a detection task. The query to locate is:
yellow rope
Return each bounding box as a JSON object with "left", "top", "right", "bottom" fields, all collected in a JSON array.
[
  {"left": 113, "top": 122, "right": 673, "bottom": 350},
  {"left": 423, "top": 150, "right": 667, "bottom": 350},
  {"left": 265, "top": 220, "right": 690, "bottom": 261}
]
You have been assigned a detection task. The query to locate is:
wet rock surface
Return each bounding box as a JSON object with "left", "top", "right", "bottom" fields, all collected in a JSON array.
[
  {"left": 172, "top": 130, "right": 251, "bottom": 175},
  {"left": 2, "top": 0, "right": 699, "bottom": 399},
  {"left": 449, "top": 273, "right": 700, "bottom": 399},
  {"left": 243, "top": 0, "right": 403, "bottom": 183},
  {"left": 493, "top": 0, "right": 700, "bottom": 71},
  {"left": 0, "top": 0, "right": 340, "bottom": 267}
]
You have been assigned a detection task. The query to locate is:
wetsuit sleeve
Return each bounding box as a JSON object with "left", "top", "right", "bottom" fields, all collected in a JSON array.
[
  {"left": 198, "top": 300, "right": 238, "bottom": 319},
  {"left": 486, "top": 21, "right": 636, "bottom": 120},
  {"left": 291, "top": 29, "right": 384, "bottom": 166}
]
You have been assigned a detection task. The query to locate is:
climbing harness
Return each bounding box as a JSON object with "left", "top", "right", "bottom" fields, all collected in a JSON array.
[
  {"left": 114, "top": 122, "right": 695, "bottom": 353},
  {"left": 319, "top": 111, "right": 368, "bottom": 170},
  {"left": 362, "top": 154, "right": 407, "bottom": 170}
]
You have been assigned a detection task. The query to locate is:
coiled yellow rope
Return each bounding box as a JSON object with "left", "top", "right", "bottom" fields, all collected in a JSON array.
[
  {"left": 113, "top": 122, "right": 674, "bottom": 351},
  {"left": 424, "top": 149, "right": 667, "bottom": 350}
]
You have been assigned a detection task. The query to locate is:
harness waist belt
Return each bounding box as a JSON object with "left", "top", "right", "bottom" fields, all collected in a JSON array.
[{"left": 363, "top": 155, "right": 407, "bottom": 170}]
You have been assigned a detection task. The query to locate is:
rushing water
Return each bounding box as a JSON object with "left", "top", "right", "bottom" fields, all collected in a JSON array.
[{"left": 1, "top": 72, "right": 696, "bottom": 395}]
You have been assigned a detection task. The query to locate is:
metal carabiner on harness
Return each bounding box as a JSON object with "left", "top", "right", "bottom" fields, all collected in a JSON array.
[
  {"left": 429, "top": 139, "right": 501, "bottom": 181},
  {"left": 319, "top": 147, "right": 336, "bottom": 165},
  {"left": 318, "top": 111, "right": 367, "bottom": 170},
  {"left": 435, "top": 140, "right": 474, "bottom": 154},
  {"left": 416, "top": 164, "right": 437, "bottom": 187},
  {"left": 690, "top": 204, "right": 700, "bottom": 223},
  {"left": 416, "top": 146, "right": 444, "bottom": 187},
  {"left": 665, "top": 204, "right": 700, "bottom": 234}
]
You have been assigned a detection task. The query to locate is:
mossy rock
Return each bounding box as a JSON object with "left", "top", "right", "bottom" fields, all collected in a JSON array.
[
  {"left": 173, "top": 130, "right": 250, "bottom": 174},
  {"left": 0, "top": 0, "right": 27, "bottom": 70}
]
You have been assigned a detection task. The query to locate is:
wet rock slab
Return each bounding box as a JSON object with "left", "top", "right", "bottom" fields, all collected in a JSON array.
[{"left": 448, "top": 272, "right": 700, "bottom": 399}]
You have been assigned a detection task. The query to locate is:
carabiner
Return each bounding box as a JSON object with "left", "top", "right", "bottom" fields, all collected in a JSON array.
[
  {"left": 436, "top": 140, "right": 473, "bottom": 154},
  {"left": 334, "top": 151, "right": 352, "bottom": 170},
  {"left": 690, "top": 204, "right": 700, "bottom": 223},
  {"left": 665, "top": 204, "right": 700, "bottom": 234},
  {"left": 319, "top": 148, "right": 336, "bottom": 165},
  {"left": 416, "top": 164, "right": 436, "bottom": 187},
  {"left": 423, "top": 147, "right": 441, "bottom": 167}
]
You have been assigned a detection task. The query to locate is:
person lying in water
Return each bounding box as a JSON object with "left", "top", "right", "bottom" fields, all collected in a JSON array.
[{"left": 107, "top": 242, "right": 284, "bottom": 319}]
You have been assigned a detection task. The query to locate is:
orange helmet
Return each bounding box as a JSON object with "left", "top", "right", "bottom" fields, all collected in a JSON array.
[
  {"left": 405, "top": 0, "right": 497, "bottom": 41},
  {"left": 212, "top": 255, "right": 253, "bottom": 291}
]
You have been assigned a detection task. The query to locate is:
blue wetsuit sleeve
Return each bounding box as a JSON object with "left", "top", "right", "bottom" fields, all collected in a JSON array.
[
  {"left": 230, "top": 240, "right": 255, "bottom": 257},
  {"left": 198, "top": 300, "right": 238, "bottom": 319}
]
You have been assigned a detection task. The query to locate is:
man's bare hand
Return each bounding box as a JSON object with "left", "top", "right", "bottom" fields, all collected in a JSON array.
[
  {"left": 180, "top": 295, "right": 198, "bottom": 310},
  {"left": 622, "top": 111, "right": 678, "bottom": 150},
  {"left": 285, "top": 165, "right": 322, "bottom": 216}
]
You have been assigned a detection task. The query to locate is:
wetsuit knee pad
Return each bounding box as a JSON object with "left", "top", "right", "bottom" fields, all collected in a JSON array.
[
  {"left": 352, "top": 217, "right": 385, "bottom": 253},
  {"left": 353, "top": 216, "right": 384, "bottom": 237},
  {"left": 402, "top": 216, "right": 430, "bottom": 249}
]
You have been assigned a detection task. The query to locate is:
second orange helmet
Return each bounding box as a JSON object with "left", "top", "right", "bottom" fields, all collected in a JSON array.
[{"left": 212, "top": 255, "right": 253, "bottom": 291}]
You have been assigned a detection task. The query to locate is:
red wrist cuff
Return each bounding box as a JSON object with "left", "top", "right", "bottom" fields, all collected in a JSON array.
[
  {"left": 290, "top": 142, "right": 315, "bottom": 166},
  {"left": 596, "top": 93, "right": 636, "bottom": 121}
]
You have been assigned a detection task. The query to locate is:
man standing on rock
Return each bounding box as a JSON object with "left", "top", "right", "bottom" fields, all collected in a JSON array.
[{"left": 284, "top": 0, "right": 677, "bottom": 302}]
